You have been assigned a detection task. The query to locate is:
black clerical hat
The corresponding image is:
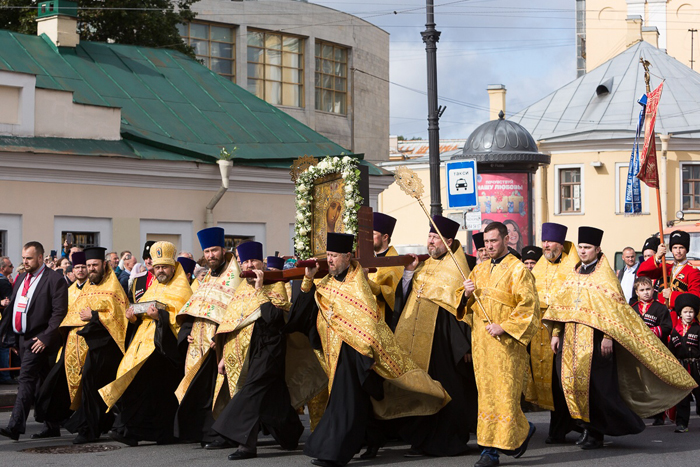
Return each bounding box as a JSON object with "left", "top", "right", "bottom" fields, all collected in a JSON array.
[
  {"left": 237, "top": 241, "right": 263, "bottom": 263},
  {"left": 578, "top": 227, "right": 603, "bottom": 247},
  {"left": 84, "top": 247, "right": 106, "bottom": 262},
  {"left": 473, "top": 232, "right": 485, "bottom": 250},
  {"left": 327, "top": 233, "right": 355, "bottom": 254},
  {"left": 266, "top": 256, "right": 285, "bottom": 270},
  {"left": 72, "top": 251, "right": 86, "bottom": 266}
]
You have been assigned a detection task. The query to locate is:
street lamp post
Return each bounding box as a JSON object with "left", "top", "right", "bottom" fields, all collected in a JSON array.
[{"left": 422, "top": 0, "right": 443, "bottom": 217}]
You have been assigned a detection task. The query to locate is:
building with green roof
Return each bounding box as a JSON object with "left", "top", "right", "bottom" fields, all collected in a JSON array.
[{"left": 0, "top": 7, "right": 392, "bottom": 264}]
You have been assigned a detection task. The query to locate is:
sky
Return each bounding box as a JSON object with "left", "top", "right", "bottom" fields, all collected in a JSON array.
[{"left": 313, "top": 0, "right": 577, "bottom": 140}]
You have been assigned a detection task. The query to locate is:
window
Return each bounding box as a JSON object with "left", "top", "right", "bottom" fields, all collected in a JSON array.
[
  {"left": 178, "top": 22, "right": 235, "bottom": 81},
  {"left": 315, "top": 41, "right": 348, "bottom": 114},
  {"left": 0, "top": 230, "right": 6, "bottom": 256},
  {"left": 62, "top": 231, "right": 99, "bottom": 249},
  {"left": 225, "top": 235, "right": 253, "bottom": 252},
  {"left": 682, "top": 164, "right": 700, "bottom": 211},
  {"left": 557, "top": 167, "right": 582, "bottom": 213},
  {"left": 247, "top": 30, "right": 304, "bottom": 107}
]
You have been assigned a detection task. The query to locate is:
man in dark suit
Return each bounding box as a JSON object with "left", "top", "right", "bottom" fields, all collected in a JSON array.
[{"left": 0, "top": 241, "right": 68, "bottom": 441}]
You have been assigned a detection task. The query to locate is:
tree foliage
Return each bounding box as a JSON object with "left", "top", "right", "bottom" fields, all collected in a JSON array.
[{"left": 0, "top": 0, "right": 197, "bottom": 57}]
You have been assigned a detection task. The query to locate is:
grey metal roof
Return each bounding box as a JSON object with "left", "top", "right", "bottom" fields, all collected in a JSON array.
[{"left": 510, "top": 41, "right": 700, "bottom": 142}]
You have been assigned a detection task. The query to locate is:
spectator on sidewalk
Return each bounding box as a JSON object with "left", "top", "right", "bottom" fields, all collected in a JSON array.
[{"left": 0, "top": 256, "right": 14, "bottom": 384}]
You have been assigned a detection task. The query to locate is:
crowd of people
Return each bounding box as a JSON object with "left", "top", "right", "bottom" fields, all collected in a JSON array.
[{"left": 0, "top": 214, "right": 698, "bottom": 467}]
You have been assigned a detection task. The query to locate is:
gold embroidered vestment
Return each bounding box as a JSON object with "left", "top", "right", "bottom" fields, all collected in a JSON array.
[
  {"left": 467, "top": 254, "right": 539, "bottom": 451},
  {"left": 546, "top": 255, "right": 697, "bottom": 422},
  {"left": 310, "top": 260, "right": 450, "bottom": 420},
  {"left": 60, "top": 269, "right": 128, "bottom": 408},
  {"left": 367, "top": 246, "right": 404, "bottom": 322},
  {"left": 526, "top": 241, "right": 579, "bottom": 410},
  {"left": 99, "top": 264, "right": 192, "bottom": 410}
]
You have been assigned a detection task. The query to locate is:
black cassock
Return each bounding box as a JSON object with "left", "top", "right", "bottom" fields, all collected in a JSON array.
[
  {"left": 389, "top": 278, "right": 477, "bottom": 456},
  {"left": 173, "top": 317, "right": 219, "bottom": 443},
  {"left": 110, "top": 309, "right": 183, "bottom": 444},
  {"left": 285, "top": 277, "right": 385, "bottom": 466},
  {"left": 35, "top": 311, "right": 122, "bottom": 440},
  {"left": 211, "top": 302, "right": 303, "bottom": 449},
  {"left": 554, "top": 327, "right": 645, "bottom": 438}
]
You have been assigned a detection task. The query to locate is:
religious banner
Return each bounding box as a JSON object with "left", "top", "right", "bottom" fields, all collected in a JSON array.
[
  {"left": 473, "top": 173, "right": 530, "bottom": 252},
  {"left": 637, "top": 82, "right": 664, "bottom": 188},
  {"left": 624, "top": 94, "right": 646, "bottom": 215}
]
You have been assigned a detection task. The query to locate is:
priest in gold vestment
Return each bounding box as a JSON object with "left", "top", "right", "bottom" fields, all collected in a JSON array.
[
  {"left": 174, "top": 227, "right": 243, "bottom": 448},
  {"left": 210, "top": 241, "right": 303, "bottom": 461},
  {"left": 464, "top": 222, "right": 539, "bottom": 467},
  {"left": 100, "top": 241, "right": 192, "bottom": 446},
  {"left": 36, "top": 249, "right": 128, "bottom": 444},
  {"left": 547, "top": 227, "right": 697, "bottom": 450},
  {"left": 527, "top": 223, "right": 580, "bottom": 444},
  {"left": 366, "top": 212, "right": 403, "bottom": 325},
  {"left": 391, "top": 215, "right": 477, "bottom": 457},
  {"left": 287, "top": 232, "right": 450, "bottom": 467}
]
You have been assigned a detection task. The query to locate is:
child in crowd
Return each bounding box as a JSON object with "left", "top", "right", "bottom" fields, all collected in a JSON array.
[
  {"left": 632, "top": 276, "right": 674, "bottom": 426},
  {"left": 668, "top": 293, "right": 700, "bottom": 433}
]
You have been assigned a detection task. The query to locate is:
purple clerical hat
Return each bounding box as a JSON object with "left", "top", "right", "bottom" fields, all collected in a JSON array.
[
  {"left": 373, "top": 212, "right": 397, "bottom": 237},
  {"left": 237, "top": 241, "right": 263, "bottom": 263},
  {"left": 541, "top": 223, "right": 567, "bottom": 244},
  {"left": 72, "top": 251, "right": 86, "bottom": 266},
  {"left": 177, "top": 257, "right": 197, "bottom": 276},
  {"left": 266, "top": 256, "right": 285, "bottom": 270},
  {"left": 429, "top": 215, "right": 460, "bottom": 240}
]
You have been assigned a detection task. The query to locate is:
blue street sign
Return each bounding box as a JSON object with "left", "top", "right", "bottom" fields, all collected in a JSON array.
[{"left": 446, "top": 160, "right": 478, "bottom": 209}]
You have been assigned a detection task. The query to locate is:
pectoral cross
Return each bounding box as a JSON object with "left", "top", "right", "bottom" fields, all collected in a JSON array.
[
  {"left": 327, "top": 304, "right": 334, "bottom": 320},
  {"left": 573, "top": 297, "right": 582, "bottom": 308}
]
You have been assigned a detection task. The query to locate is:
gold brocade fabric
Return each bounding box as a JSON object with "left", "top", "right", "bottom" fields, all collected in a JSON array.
[
  {"left": 527, "top": 242, "right": 579, "bottom": 410},
  {"left": 467, "top": 254, "right": 539, "bottom": 451},
  {"left": 99, "top": 265, "right": 192, "bottom": 410},
  {"left": 546, "top": 254, "right": 697, "bottom": 421},
  {"left": 61, "top": 271, "right": 129, "bottom": 406},
  {"left": 285, "top": 331, "right": 329, "bottom": 410},
  {"left": 211, "top": 281, "right": 290, "bottom": 416},
  {"left": 177, "top": 255, "right": 242, "bottom": 326},
  {"left": 174, "top": 258, "right": 241, "bottom": 400},
  {"left": 367, "top": 246, "right": 403, "bottom": 322},
  {"left": 394, "top": 241, "right": 469, "bottom": 371},
  {"left": 314, "top": 261, "right": 450, "bottom": 420}
]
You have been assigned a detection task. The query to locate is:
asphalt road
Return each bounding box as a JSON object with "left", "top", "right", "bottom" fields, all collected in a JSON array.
[{"left": 1, "top": 408, "right": 699, "bottom": 466}]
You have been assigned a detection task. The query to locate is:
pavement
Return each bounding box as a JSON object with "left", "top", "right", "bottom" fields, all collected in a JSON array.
[{"left": 0, "top": 404, "right": 699, "bottom": 467}]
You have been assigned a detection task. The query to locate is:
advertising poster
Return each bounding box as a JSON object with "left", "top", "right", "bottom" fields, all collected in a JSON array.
[{"left": 472, "top": 173, "right": 530, "bottom": 252}]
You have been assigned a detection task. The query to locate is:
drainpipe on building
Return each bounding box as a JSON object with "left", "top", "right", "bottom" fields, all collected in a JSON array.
[
  {"left": 206, "top": 160, "right": 232, "bottom": 228},
  {"left": 660, "top": 134, "right": 670, "bottom": 227}
]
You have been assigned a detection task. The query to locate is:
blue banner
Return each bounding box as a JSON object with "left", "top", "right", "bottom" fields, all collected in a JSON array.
[{"left": 624, "top": 95, "right": 647, "bottom": 215}]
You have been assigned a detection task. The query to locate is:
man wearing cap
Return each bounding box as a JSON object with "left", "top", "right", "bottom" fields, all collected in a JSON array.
[
  {"left": 100, "top": 241, "right": 192, "bottom": 446},
  {"left": 638, "top": 230, "right": 700, "bottom": 317},
  {"left": 211, "top": 241, "right": 303, "bottom": 460},
  {"left": 547, "top": 227, "right": 697, "bottom": 450},
  {"left": 37, "top": 248, "right": 129, "bottom": 444},
  {"left": 473, "top": 232, "right": 488, "bottom": 264},
  {"left": 174, "top": 227, "right": 243, "bottom": 448},
  {"left": 463, "top": 222, "right": 539, "bottom": 467},
  {"left": 527, "top": 222, "right": 579, "bottom": 444},
  {"left": 129, "top": 241, "right": 156, "bottom": 303},
  {"left": 366, "top": 212, "right": 404, "bottom": 326},
  {"left": 391, "top": 215, "right": 477, "bottom": 457},
  {"left": 287, "top": 232, "right": 450, "bottom": 467},
  {"left": 521, "top": 246, "right": 542, "bottom": 271}
]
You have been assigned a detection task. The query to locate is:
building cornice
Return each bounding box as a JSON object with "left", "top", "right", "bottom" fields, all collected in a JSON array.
[{"left": 0, "top": 152, "right": 394, "bottom": 197}]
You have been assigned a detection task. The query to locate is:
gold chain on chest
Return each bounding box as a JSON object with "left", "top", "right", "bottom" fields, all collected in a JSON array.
[
  {"left": 544, "top": 260, "right": 561, "bottom": 305},
  {"left": 415, "top": 260, "right": 442, "bottom": 303}
]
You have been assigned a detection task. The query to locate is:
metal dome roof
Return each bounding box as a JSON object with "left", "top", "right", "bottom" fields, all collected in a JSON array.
[{"left": 456, "top": 111, "right": 550, "bottom": 165}]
